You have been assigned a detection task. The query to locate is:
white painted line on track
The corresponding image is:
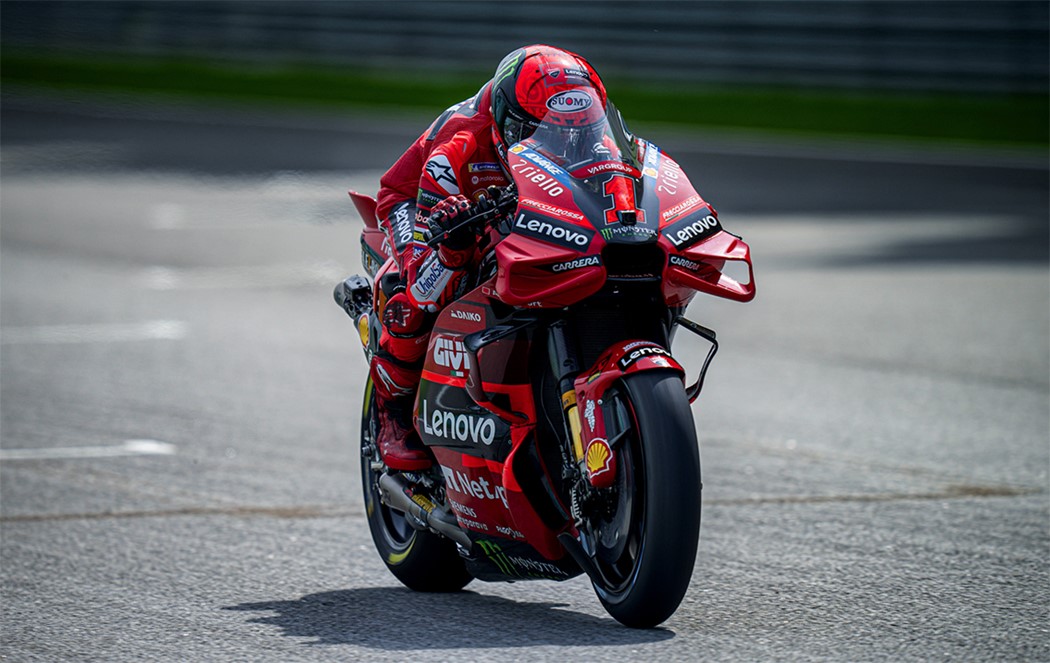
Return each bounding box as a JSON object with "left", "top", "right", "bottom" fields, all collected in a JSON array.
[
  {"left": 0, "top": 320, "right": 187, "bottom": 344},
  {"left": 0, "top": 439, "right": 177, "bottom": 461}
]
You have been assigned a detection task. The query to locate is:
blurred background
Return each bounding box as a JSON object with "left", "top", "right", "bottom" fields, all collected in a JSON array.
[
  {"left": 3, "top": 0, "right": 1048, "bottom": 143},
  {"left": 2, "top": 2, "right": 1048, "bottom": 661}
]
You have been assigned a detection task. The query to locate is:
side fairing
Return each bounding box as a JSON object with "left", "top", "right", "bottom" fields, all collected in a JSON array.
[{"left": 414, "top": 283, "right": 570, "bottom": 561}]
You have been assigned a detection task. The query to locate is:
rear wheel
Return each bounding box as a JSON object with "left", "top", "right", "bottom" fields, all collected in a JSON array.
[
  {"left": 580, "top": 371, "right": 702, "bottom": 628},
  {"left": 360, "top": 378, "right": 472, "bottom": 592}
]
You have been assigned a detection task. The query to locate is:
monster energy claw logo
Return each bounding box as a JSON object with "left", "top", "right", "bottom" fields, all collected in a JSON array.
[
  {"left": 494, "top": 51, "right": 523, "bottom": 85},
  {"left": 476, "top": 540, "right": 568, "bottom": 578}
]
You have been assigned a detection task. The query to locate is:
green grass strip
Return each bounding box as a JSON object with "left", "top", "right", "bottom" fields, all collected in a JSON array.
[{"left": 3, "top": 51, "right": 1046, "bottom": 148}]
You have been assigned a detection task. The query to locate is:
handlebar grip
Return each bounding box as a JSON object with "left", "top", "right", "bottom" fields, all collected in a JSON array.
[
  {"left": 425, "top": 189, "right": 517, "bottom": 248},
  {"left": 425, "top": 208, "right": 494, "bottom": 248}
]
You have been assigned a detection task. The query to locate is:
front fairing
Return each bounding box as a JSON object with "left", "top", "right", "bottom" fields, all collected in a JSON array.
[{"left": 495, "top": 104, "right": 754, "bottom": 308}]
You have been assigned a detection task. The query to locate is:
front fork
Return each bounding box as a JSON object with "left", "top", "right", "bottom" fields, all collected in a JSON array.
[{"left": 548, "top": 320, "right": 587, "bottom": 467}]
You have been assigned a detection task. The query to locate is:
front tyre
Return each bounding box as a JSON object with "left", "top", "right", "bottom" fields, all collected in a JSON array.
[
  {"left": 585, "top": 371, "right": 702, "bottom": 628},
  {"left": 360, "top": 378, "right": 472, "bottom": 592}
]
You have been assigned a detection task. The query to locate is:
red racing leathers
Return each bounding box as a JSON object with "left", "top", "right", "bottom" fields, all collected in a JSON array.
[{"left": 369, "top": 82, "right": 510, "bottom": 469}]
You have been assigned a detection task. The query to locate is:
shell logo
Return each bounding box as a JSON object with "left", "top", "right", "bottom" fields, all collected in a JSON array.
[
  {"left": 357, "top": 314, "right": 370, "bottom": 348},
  {"left": 586, "top": 439, "right": 613, "bottom": 477}
]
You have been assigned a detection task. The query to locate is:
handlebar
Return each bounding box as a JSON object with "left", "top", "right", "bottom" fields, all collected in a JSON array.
[{"left": 425, "top": 186, "right": 518, "bottom": 248}]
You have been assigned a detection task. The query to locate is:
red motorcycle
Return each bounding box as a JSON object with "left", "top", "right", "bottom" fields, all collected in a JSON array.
[{"left": 335, "top": 107, "right": 754, "bottom": 628}]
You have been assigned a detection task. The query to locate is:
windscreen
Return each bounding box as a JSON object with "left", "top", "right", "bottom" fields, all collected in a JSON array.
[{"left": 522, "top": 101, "right": 642, "bottom": 178}]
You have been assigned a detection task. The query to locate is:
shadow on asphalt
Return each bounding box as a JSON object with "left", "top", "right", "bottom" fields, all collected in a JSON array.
[{"left": 225, "top": 587, "right": 674, "bottom": 648}]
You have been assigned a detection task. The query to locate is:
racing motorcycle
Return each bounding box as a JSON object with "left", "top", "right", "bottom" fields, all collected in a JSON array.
[{"left": 334, "top": 105, "right": 754, "bottom": 628}]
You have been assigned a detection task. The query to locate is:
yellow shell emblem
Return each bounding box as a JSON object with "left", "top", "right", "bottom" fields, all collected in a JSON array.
[
  {"left": 585, "top": 439, "right": 613, "bottom": 477},
  {"left": 357, "top": 314, "right": 370, "bottom": 348}
]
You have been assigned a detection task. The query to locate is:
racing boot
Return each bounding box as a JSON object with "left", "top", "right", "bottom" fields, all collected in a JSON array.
[
  {"left": 369, "top": 290, "right": 433, "bottom": 471},
  {"left": 370, "top": 355, "right": 432, "bottom": 471}
]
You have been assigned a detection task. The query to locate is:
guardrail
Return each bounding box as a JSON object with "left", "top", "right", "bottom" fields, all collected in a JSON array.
[{"left": 3, "top": 0, "right": 1046, "bottom": 93}]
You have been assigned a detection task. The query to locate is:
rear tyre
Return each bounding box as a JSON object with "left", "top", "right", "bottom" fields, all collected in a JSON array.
[
  {"left": 584, "top": 371, "right": 702, "bottom": 628},
  {"left": 360, "top": 378, "right": 473, "bottom": 592}
]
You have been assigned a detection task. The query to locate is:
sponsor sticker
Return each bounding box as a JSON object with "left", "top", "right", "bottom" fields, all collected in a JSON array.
[
  {"left": 660, "top": 194, "right": 704, "bottom": 222},
  {"left": 663, "top": 208, "right": 721, "bottom": 249},
  {"left": 410, "top": 254, "right": 452, "bottom": 306},
  {"left": 542, "top": 255, "right": 601, "bottom": 273},
  {"left": 432, "top": 337, "right": 467, "bottom": 377},
  {"left": 519, "top": 198, "right": 584, "bottom": 221},
  {"left": 546, "top": 89, "right": 594, "bottom": 113},
  {"left": 585, "top": 439, "right": 613, "bottom": 478},
  {"left": 471, "top": 174, "right": 505, "bottom": 186},
  {"left": 511, "top": 163, "right": 567, "bottom": 197},
  {"left": 562, "top": 66, "right": 591, "bottom": 81},
  {"left": 388, "top": 201, "right": 415, "bottom": 250},
  {"left": 669, "top": 254, "right": 702, "bottom": 272},
  {"left": 513, "top": 213, "right": 594, "bottom": 250},
  {"left": 617, "top": 344, "right": 672, "bottom": 371},
  {"left": 424, "top": 154, "right": 459, "bottom": 194},
  {"left": 518, "top": 150, "right": 568, "bottom": 178},
  {"left": 449, "top": 308, "right": 482, "bottom": 323},
  {"left": 600, "top": 226, "right": 658, "bottom": 241},
  {"left": 441, "top": 466, "right": 508, "bottom": 507},
  {"left": 423, "top": 401, "right": 498, "bottom": 447},
  {"left": 571, "top": 160, "right": 641, "bottom": 179},
  {"left": 468, "top": 162, "right": 502, "bottom": 172}
]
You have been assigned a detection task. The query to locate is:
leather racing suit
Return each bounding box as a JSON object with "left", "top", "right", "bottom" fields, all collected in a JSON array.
[{"left": 370, "top": 82, "right": 509, "bottom": 470}]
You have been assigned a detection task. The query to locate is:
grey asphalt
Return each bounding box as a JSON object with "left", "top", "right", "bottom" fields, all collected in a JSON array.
[{"left": 1, "top": 92, "right": 1047, "bottom": 661}]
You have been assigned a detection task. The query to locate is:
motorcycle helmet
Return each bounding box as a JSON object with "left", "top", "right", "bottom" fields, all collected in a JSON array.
[{"left": 490, "top": 44, "right": 608, "bottom": 165}]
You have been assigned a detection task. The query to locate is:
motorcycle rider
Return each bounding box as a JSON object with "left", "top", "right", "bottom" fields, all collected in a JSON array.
[{"left": 370, "top": 44, "right": 610, "bottom": 470}]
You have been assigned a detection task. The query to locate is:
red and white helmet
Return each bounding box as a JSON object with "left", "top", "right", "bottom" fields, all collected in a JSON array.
[{"left": 490, "top": 44, "right": 608, "bottom": 163}]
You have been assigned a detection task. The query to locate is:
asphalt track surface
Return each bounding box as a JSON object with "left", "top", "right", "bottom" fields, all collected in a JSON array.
[{"left": 2, "top": 93, "right": 1047, "bottom": 661}]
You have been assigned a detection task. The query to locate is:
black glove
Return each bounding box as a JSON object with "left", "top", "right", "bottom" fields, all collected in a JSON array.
[{"left": 428, "top": 194, "right": 474, "bottom": 250}]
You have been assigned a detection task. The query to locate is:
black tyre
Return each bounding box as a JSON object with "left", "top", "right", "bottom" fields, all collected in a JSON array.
[
  {"left": 360, "top": 378, "right": 473, "bottom": 592},
  {"left": 583, "top": 371, "right": 702, "bottom": 628}
]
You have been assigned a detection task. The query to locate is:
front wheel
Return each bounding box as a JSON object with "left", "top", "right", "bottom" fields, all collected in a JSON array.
[
  {"left": 581, "top": 371, "right": 702, "bottom": 628},
  {"left": 360, "top": 378, "right": 473, "bottom": 592}
]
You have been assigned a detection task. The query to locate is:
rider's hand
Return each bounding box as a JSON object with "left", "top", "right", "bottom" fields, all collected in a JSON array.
[{"left": 428, "top": 194, "right": 474, "bottom": 251}]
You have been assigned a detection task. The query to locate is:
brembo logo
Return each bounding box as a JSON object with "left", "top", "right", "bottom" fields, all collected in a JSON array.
[
  {"left": 665, "top": 212, "right": 720, "bottom": 249},
  {"left": 421, "top": 401, "right": 496, "bottom": 446},
  {"left": 547, "top": 90, "right": 593, "bottom": 113},
  {"left": 514, "top": 213, "right": 593, "bottom": 249}
]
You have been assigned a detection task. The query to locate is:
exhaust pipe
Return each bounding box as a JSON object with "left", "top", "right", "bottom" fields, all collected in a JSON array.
[{"left": 378, "top": 473, "right": 472, "bottom": 549}]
